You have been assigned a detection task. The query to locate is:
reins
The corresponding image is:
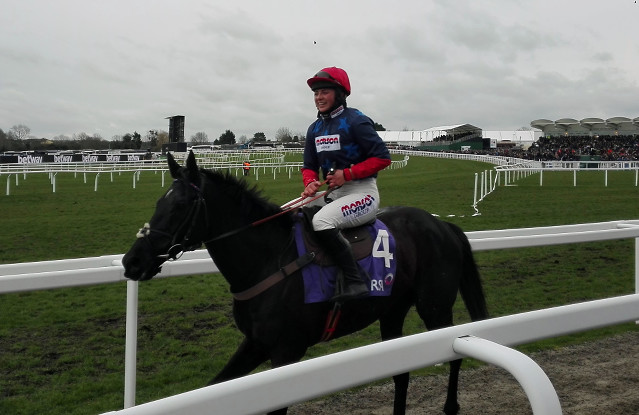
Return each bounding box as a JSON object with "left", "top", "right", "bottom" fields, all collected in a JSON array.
[{"left": 202, "top": 179, "right": 334, "bottom": 244}]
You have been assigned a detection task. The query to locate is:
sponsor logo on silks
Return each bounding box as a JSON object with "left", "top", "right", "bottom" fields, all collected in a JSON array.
[
  {"left": 315, "top": 134, "right": 340, "bottom": 152},
  {"left": 341, "top": 194, "right": 376, "bottom": 218},
  {"left": 384, "top": 273, "right": 395, "bottom": 286},
  {"left": 17, "top": 155, "right": 44, "bottom": 164},
  {"left": 371, "top": 273, "right": 394, "bottom": 292}
]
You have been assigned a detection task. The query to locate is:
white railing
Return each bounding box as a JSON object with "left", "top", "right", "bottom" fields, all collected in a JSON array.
[
  {"left": 494, "top": 160, "right": 639, "bottom": 187},
  {"left": 2, "top": 220, "right": 639, "bottom": 414},
  {"left": 1, "top": 152, "right": 410, "bottom": 195},
  {"left": 100, "top": 293, "right": 639, "bottom": 415}
]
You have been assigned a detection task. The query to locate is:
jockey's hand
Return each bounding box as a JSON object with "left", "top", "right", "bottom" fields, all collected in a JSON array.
[
  {"left": 326, "top": 169, "right": 346, "bottom": 188},
  {"left": 301, "top": 180, "right": 321, "bottom": 198}
]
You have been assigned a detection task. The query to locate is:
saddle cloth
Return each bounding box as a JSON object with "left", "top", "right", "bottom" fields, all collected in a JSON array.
[{"left": 293, "top": 215, "right": 397, "bottom": 303}]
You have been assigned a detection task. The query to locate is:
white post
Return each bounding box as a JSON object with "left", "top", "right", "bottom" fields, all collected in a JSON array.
[
  {"left": 473, "top": 173, "right": 478, "bottom": 208},
  {"left": 573, "top": 170, "right": 577, "bottom": 187},
  {"left": 605, "top": 170, "right": 608, "bottom": 187},
  {"left": 539, "top": 170, "right": 543, "bottom": 186},
  {"left": 5, "top": 175, "right": 9, "bottom": 195},
  {"left": 635, "top": 237, "right": 639, "bottom": 296},
  {"left": 124, "top": 280, "right": 139, "bottom": 408},
  {"left": 94, "top": 173, "right": 100, "bottom": 192}
]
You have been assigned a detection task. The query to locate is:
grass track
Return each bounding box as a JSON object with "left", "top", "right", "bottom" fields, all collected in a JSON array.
[{"left": 1, "top": 155, "right": 638, "bottom": 414}]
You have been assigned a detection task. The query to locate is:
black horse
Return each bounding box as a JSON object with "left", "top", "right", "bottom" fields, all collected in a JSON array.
[{"left": 122, "top": 152, "right": 489, "bottom": 414}]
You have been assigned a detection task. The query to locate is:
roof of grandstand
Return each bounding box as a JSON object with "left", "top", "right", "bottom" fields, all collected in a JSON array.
[
  {"left": 378, "top": 124, "right": 481, "bottom": 143},
  {"left": 531, "top": 117, "right": 639, "bottom": 135}
]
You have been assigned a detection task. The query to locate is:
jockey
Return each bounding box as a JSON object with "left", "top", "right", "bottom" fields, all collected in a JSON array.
[{"left": 301, "top": 66, "right": 391, "bottom": 302}]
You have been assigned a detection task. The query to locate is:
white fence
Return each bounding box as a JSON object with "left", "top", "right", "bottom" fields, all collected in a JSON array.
[
  {"left": 1, "top": 220, "right": 639, "bottom": 414},
  {"left": 0, "top": 151, "right": 410, "bottom": 195}
]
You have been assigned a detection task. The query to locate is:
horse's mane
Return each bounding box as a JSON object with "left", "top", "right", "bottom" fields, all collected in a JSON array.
[{"left": 200, "top": 168, "right": 284, "bottom": 220}]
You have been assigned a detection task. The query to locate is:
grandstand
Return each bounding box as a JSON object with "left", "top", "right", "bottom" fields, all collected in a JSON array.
[
  {"left": 378, "top": 124, "right": 483, "bottom": 150},
  {"left": 377, "top": 124, "right": 540, "bottom": 151}
]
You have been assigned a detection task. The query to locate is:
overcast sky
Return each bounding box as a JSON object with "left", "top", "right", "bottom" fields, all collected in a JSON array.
[{"left": 1, "top": 0, "right": 638, "bottom": 141}]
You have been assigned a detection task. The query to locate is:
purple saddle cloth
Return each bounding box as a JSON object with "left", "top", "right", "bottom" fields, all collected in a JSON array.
[{"left": 294, "top": 220, "right": 397, "bottom": 303}]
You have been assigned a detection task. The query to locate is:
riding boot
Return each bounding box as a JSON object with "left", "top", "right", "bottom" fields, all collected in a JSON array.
[{"left": 315, "top": 228, "right": 369, "bottom": 302}]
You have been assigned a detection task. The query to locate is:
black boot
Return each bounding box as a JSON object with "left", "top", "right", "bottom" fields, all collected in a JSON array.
[{"left": 315, "top": 228, "right": 369, "bottom": 302}]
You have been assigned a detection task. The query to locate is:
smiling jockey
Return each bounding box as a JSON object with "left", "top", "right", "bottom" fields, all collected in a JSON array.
[{"left": 300, "top": 66, "right": 391, "bottom": 302}]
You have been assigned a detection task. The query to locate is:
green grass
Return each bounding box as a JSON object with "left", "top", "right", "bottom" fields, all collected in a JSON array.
[{"left": 1, "top": 154, "right": 638, "bottom": 414}]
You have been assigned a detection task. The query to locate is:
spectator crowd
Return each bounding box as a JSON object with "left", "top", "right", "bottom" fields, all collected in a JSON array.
[{"left": 485, "top": 135, "right": 639, "bottom": 161}]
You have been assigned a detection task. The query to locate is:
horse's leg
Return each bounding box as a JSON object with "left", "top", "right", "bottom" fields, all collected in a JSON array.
[
  {"left": 444, "top": 358, "right": 463, "bottom": 415},
  {"left": 208, "top": 337, "right": 269, "bottom": 385},
  {"left": 415, "top": 278, "right": 461, "bottom": 415},
  {"left": 418, "top": 307, "right": 461, "bottom": 415},
  {"left": 259, "top": 342, "right": 309, "bottom": 415},
  {"left": 379, "top": 304, "right": 412, "bottom": 415}
]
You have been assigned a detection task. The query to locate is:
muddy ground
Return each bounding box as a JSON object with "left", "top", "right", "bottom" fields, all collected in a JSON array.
[{"left": 288, "top": 331, "right": 639, "bottom": 414}]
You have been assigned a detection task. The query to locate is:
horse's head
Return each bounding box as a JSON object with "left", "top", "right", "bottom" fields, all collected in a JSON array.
[{"left": 123, "top": 151, "right": 205, "bottom": 281}]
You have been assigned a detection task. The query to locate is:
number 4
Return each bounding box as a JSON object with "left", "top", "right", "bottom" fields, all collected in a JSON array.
[{"left": 372, "top": 229, "right": 393, "bottom": 268}]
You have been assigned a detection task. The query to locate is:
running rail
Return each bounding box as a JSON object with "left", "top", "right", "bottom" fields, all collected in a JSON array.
[{"left": 100, "top": 294, "right": 639, "bottom": 415}]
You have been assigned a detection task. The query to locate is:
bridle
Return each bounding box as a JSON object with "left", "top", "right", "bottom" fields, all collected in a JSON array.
[
  {"left": 135, "top": 176, "right": 337, "bottom": 261},
  {"left": 135, "top": 180, "right": 208, "bottom": 261}
]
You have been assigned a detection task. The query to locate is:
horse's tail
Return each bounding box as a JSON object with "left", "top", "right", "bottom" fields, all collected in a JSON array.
[{"left": 449, "top": 223, "right": 489, "bottom": 322}]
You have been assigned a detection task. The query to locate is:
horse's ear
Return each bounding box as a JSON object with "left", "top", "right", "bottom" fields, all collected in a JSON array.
[
  {"left": 167, "top": 152, "right": 180, "bottom": 179},
  {"left": 185, "top": 151, "right": 199, "bottom": 183}
]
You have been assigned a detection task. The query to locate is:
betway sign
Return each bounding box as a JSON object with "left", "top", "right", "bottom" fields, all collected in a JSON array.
[
  {"left": 2, "top": 153, "right": 149, "bottom": 164},
  {"left": 17, "top": 155, "right": 44, "bottom": 164}
]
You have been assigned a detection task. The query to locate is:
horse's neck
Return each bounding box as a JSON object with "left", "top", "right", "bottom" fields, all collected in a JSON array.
[{"left": 205, "top": 214, "right": 294, "bottom": 294}]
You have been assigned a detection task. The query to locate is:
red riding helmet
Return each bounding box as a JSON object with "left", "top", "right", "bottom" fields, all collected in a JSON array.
[{"left": 307, "top": 67, "right": 351, "bottom": 96}]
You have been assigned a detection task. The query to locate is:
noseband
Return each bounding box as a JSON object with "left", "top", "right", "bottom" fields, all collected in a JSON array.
[{"left": 135, "top": 181, "right": 207, "bottom": 261}]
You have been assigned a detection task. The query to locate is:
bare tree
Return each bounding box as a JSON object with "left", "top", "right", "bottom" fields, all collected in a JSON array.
[
  {"left": 190, "top": 131, "right": 208, "bottom": 144},
  {"left": 9, "top": 124, "right": 31, "bottom": 140},
  {"left": 275, "top": 127, "right": 293, "bottom": 142},
  {"left": 156, "top": 131, "right": 169, "bottom": 151}
]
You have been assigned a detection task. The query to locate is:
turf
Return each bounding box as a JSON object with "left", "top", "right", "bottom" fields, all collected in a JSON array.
[{"left": 1, "top": 154, "right": 638, "bottom": 414}]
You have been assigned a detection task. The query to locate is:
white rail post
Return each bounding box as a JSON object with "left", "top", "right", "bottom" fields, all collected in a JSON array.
[
  {"left": 473, "top": 173, "right": 478, "bottom": 207},
  {"left": 124, "top": 280, "right": 139, "bottom": 408},
  {"left": 453, "top": 336, "right": 562, "bottom": 415},
  {"left": 636, "top": 236, "right": 639, "bottom": 296},
  {"left": 5, "top": 175, "right": 9, "bottom": 195}
]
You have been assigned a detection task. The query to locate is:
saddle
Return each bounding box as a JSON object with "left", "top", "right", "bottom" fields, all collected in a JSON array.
[{"left": 297, "top": 207, "right": 375, "bottom": 265}]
